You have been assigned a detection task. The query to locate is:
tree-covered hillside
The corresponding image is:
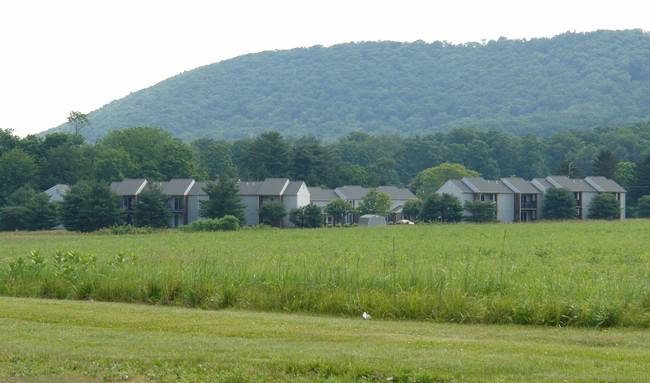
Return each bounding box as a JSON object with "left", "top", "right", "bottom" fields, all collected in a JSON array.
[{"left": 47, "top": 29, "right": 650, "bottom": 142}]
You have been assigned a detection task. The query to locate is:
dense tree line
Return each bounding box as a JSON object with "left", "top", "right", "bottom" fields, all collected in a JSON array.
[
  {"left": 42, "top": 30, "right": 650, "bottom": 143},
  {"left": 2, "top": 119, "right": 650, "bottom": 230}
]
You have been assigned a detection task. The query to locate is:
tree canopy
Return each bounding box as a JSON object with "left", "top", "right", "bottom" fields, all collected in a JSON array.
[
  {"left": 541, "top": 188, "right": 577, "bottom": 220},
  {"left": 43, "top": 30, "right": 650, "bottom": 143}
]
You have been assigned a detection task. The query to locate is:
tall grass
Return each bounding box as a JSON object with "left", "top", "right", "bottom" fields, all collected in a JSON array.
[{"left": 1, "top": 221, "right": 648, "bottom": 327}]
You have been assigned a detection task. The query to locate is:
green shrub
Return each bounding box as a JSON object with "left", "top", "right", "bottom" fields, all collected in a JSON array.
[
  {"left": 97, "top": 224, "right": 154, "bottom": 235},
  {"left": 180, "top": 216, "right": 240, "bottom": 232}
]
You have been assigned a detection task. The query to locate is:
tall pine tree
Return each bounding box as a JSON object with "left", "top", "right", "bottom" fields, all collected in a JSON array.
[
  {"left": 199, "top": 174, "right": 246, "bottom": 225},
  {"left": 591, "top": 148, "right": 618, "bottom": 178}
]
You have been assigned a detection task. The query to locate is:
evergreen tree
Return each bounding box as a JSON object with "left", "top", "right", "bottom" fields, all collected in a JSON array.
[
  {"left": 0, "top": 187, "right": 57, "bottom": 231},
  {"left": 637, "top": 195, "right": 650, "bottom": 218},
  {"left": 240, "top": 131, "right": 291, "bottom": 180},
  {"left": 587, "top": 194, "right": 620, "bottom": 220},
  {"left": 134, "top": 185, "right": 171, "bottom": 228},
  {"left": 629, "top": 152, "right": 650, "bottom": 202},
  {"left": 541, "top": 188, "right": 577, "bottom": 220},
  {"left": 0, "top": 148, "right": 37, "bottom": 205},
  {"left": 289, "top": 205, "right": 323, "bottom": 228},
  {"left": 60, "top": 181, "right": 123, "bottom": 232},
  {"left": 199, "top": 174, "right": 246, "bottom": 225},
  {"left": 421, "top": 194, "right": 463, "bottom": 223},
  {"left": 552, "top": 160, "right": 584, "bottom": 178},
  {"left": 591, "top": 148, "right": 618, "bottom": 178}
]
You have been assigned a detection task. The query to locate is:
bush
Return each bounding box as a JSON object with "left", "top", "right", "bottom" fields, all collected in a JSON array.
[
  {"left": 587, "top": 194, "right": 620, "bottom": 220},
  {"left": 180, "top": 216, "right": 240, "bottom": 232},
  {"left": 97, "top": 224, "right": 154, "bottom": 235}
]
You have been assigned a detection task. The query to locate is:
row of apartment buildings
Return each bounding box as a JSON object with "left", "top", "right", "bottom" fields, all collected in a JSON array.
[
  {"left": 44, "top": 175, "right": 625, "bottom": 229},
  {"left": 103, "top": 178, "right": 416, "bottom": 228},
  {"left": 437, "top": 175, "right": 626, "bottom": 222}
]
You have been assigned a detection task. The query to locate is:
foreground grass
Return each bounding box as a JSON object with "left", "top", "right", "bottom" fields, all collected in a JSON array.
[
  {"left": 1, "top": 220, "right": 649, "bottom": 327},
  {"left": 1, "top": 297, "right": 648, "bottom": 382}
]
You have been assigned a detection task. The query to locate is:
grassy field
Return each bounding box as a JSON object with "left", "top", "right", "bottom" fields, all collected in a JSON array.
[
  {"left": 1, "top": 297, "right": 649, "bottom": 382},
  {"left": 1, "top": 220, "right": 649, "bottom": 327}
]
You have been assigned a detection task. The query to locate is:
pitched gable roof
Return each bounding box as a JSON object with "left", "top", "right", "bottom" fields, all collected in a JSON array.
[
  {"left": 501, "top": 177, "right": 543, "bottom": 194},
  {"left": 257, "top": 178, "right": 290, "bottom": 195},
  {"left": 335, "top": 185, "right": 370, "bottom": 200},
  {"left": 585, "top": 176, "right": 626, "bottom": 193},
  {"left": 376, "top": 186, "right": 416, "bottom": 200},
  {"left": 110, "top": 179, "right": 148, "bottom": 196},
  {"left": 462, "top": 177, "right": 513, "bottom": 193},
  {"left": 188, "top": 181, "right": 210, "bottom": 196},
  {"left": 238, "top": 181, "right": 262, "bottom": 195},
  {"left": 546, "top": 176, "right": 597, "bottom": 192},
  {"left": 284, "top": 181, "right": 306, "bottom": 195},
  {"left": 155, "top": 179, "right": 195, "bottom": 196},
  {"left": 308, "top": 187, "right": 338, "bottom": 202}
]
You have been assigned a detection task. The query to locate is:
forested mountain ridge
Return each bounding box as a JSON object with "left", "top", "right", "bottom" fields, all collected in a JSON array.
[{"left": 46, "top": 29, "right": 650, "bottom": 142}]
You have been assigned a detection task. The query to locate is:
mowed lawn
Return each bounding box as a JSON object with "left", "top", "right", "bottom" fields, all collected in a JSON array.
[{"left": 1, "top": 297, "right": 648, "bottom": 382}]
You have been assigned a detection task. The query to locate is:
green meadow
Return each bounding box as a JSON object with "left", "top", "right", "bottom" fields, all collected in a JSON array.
[
  {"left": 1, "top": 220, "right": 648, "bottom": 327},
  {"left": 1, "top": 221, "right": 649, "bottom": 381}
]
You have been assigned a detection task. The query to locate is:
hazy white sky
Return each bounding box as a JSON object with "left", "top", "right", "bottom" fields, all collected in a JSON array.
[{"left": 1, "top": 0, "right": 648, "bottom": 138}]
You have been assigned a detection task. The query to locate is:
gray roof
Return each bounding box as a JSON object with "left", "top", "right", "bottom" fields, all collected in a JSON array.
[
  {"left": 284, "top": 181, "right": 306, "bottom": 195},
  {"left": 308, "top": 187, "right": 338, "bottom": 202},
  {"left": 462, "top": 177, "right": 513, "bottom": 193},
  {"left": 376, "top": 186, "right": 416, "bottom": 200},
  {"left": 546, "top": 176, "right": 597, "bottom": 192},
  {"left": 445, "top": 179, "right": 474, "bottom": 193},
  {"left": 335, "top": 185, "right": 370, "bottom": 200},
  {"left": 188, "top": 181, "right": 210, "bottom": 196},
  {"left": 256, "top": 178, "right": 290, "bottom": 196},
  {"left": 238, "top": 181, "right": 262, "bottom": 195},
  {"left": 155, "top": 179, "right": 195, "bottom": 196},
  {"left": 110, "top": 179, "right": 147, "bottom": 196},
  {"left": 532, "top": 178, "right": 554, "bottom": 191},
  {"left": 585, "top": 177, "right": 626, "bottom": 193},
  {"left": 501, "top": 177, "right": 543, "bottom": 194}
]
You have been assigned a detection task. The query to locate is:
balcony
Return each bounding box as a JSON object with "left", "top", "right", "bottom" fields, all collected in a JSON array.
[{"left": 521, "top": 201, "right": 537, "bottom": 209}]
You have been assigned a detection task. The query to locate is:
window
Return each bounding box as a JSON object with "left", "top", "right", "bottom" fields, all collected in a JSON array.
[
  {"left": 173, "top": 197, "right": 183, "bottom": 211},
  {"left": 122, "top": 197, "right": 134, "bottom": 211},
  {"left": 173, "top": 214, "right": 182, "bottom": 227},
  {"left": 480, "top": 194, "right": 496, "bottom": 202}
]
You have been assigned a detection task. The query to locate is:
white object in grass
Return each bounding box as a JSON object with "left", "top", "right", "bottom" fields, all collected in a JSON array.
[{"left": 362, "top": 312, "right": 371, "bottom": 320}]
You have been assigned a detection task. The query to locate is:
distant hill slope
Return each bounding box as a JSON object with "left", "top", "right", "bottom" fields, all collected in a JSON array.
[{"left": 46, "top": 29, "right": 650, "bottom": 142}]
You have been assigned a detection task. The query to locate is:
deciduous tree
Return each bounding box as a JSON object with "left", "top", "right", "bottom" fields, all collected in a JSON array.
[
  {"left": 324, "top": 199, "right": 352, "bottom": 226},
  {"left": 402, "top": 198, "right": 423, "bottom": 221},
  {"left": 289, "top": 205, "right": 323, "bottom": 228},
  {"left": 258, "top": 201, "right": 286, "bottom": 227},
  {"left": 358, "top": 190, "right": 392, "bottom": 217},
  {"left": 410, "top": 163, "right": 479, "bottom": 198}
]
